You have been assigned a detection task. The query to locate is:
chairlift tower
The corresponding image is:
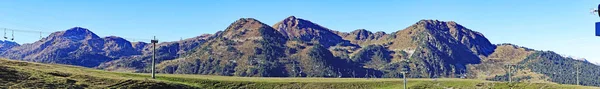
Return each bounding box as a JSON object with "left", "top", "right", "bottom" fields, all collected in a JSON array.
[
  {"left": 400, "top": 59, "right": 410, "bottom": 89},
  {"left": 151, "top": 36, "right": 158, "bottom": 79},
  {"left": 401, "top": 71, "right": 408, "bottom": 89}
]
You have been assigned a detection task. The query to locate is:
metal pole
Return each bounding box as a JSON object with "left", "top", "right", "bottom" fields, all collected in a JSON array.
[
  {"left": 151, "top": 36, "right": 158, "bottom": 79},
  {"left": 403, "top": 72, "right": 407, "bottom": 89}
]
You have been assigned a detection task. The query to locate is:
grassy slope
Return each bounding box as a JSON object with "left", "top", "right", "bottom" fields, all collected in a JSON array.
[{"left": 1, "top": 59, "right": 597, "bottom": 89}]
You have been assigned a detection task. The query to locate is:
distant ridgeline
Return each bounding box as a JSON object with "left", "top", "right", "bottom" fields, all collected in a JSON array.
[{"left": 0, "top": 16, "right": 598, "bottom": 86}]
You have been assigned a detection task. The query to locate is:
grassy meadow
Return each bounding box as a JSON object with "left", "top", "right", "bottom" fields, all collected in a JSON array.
[{"left": 0, "top": 59, "right": 597, "bottom": 89}]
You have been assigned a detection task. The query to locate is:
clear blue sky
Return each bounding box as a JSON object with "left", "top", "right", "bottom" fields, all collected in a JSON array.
[{"left": 1, "top": 0, "right": 600, "bottom": 63}]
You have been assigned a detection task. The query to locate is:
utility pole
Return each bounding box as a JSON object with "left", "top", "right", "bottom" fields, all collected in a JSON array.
[
  {"left": 400, "top": 59, "right": 410, "bottom": 89},
  {"left": 151, "top": 36, "right": 158, "bottom": 79},
  {"left": 402, "top": 71, "right": 407, "bottom": 89}
]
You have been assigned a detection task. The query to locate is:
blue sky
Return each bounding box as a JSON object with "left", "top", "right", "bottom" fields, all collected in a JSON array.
[{"left": 1, "top": 0, "right": 600, "bottom": 63}]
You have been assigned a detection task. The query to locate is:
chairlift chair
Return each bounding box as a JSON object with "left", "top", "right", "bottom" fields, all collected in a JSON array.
[
  {"left": 3, "top": 29, "right": 7, "bottom": 39},
  {"left": 11, "top": 30, "right": 14, "bottom": 40}
]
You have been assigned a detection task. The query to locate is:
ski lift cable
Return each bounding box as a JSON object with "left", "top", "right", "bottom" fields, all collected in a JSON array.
[
  {"left": 122, "top": 37, "right": 153, "bottom": 42},
  {"left": 1, "top": 28, "right": 53, "bottom": 34}
]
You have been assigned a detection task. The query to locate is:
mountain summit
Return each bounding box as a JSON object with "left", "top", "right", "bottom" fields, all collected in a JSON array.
[
  {"left": 50, "top": 27, "right": 101, "bottom": 41},
  {"left": 273, "top": 16, "right": 347, "bottom": 47},
  {"left": 221, "top": 18, "right": 285, "bottom": 42},
  {"left": 374, "top": 20, "right": 497, "bottom": 77},
  {"left": 414, "top": 20, "right": 495, "bottom": 56}
]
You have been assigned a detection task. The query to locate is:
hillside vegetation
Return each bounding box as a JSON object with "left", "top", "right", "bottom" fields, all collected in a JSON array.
[
  {"left": 1, "top": 58, "right": 598, "bottom": 89},
  {"left": 0, "top": 58, "right": 192, "bottom": 88}
]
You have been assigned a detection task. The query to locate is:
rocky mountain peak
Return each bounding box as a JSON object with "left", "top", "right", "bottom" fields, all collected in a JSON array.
[
  {"left": 48, "top": 27, "right": 100, "bottom": 41},
  {"left": 278, "top": 16, "right": 300, "bottom": 26},
  {"left": 273, "top": 16, "right": 346, "bottom": 47},
  {"left": 285, "top": 16, "right": 298, "bottom": 21},
  {"left": 350, "top": 29, "right": 373, "bottom": 40},
  {"left": 275, "top": 16, "right": 328, "bottom": 31},
  {"left": 351, "top": 29, "right": 371, "bottom": 34},
  {"left": 221, "top": 18, "right": 275, "bottom": 39},
  {"left": 407, "top": 19, "right": 496, "bottom": 56},
  {"left": 414, "top": 20, "right": 464, "bottom": 33}
]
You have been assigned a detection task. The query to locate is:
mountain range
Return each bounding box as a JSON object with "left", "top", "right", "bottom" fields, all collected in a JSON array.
[{"left": 0, "top": 16, "right": 599, "bottom": 86}]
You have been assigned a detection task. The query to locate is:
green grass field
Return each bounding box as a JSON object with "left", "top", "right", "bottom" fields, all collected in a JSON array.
[{"left": 1, "top": 59, "right": 598, "bottom": 89}]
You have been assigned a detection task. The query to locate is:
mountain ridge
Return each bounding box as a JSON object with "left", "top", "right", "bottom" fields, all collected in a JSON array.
[{"left": 0, "top": 16, "right": 598, "bottom": 87}]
